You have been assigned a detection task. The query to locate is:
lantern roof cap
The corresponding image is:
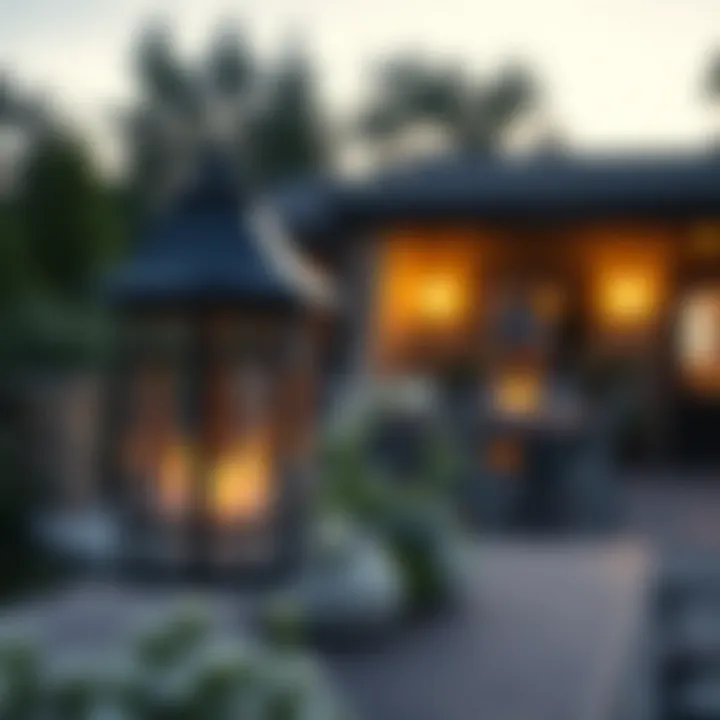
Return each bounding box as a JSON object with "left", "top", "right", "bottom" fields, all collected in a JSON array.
[{"left": 105, "top": 149, "right": 336, "bottom": 310}]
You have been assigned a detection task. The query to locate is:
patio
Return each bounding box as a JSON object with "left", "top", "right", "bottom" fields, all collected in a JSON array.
[
  {"left": 0, "top": 540, "right": 650, "bottom": 720},
  {"left": 621, "top": 477, "right": 720, "bottom": 719},
  {"left": 13, "top": 475, "right": 720, "bottom": 719},
  {"left": 623, "top": 476, "right": 720, "bottom": 558}
]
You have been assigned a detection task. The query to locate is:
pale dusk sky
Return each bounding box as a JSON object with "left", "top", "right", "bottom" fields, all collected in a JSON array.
[{"left": 1, "top": 0, "right": 719, "bottom": 168}]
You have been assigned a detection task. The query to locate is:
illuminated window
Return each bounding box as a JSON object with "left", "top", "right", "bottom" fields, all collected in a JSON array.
[
  {"left": 678, "top": 289, "right": 720, "bottom": 393},
  {"left": 532, "top": 283, "right": 565, "bottom": 322},
  {"left": 587, "top": 241, "right": 668, "bottom": 337},
  {"left": 417, "top": 275, "right": 466, "bottom": 324},
  {"left": 372, "top": 232, "right": 480, "bottom": 368},
  {"left": 690, "top": 223, "right": 720, "bottom": 259},
  {"left": 598, "top": 268, "right": 659, "bottom": 326}
]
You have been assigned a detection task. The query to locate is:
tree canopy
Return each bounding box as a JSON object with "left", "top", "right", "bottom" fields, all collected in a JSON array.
[
  {"left": 21, "top": 133, "right": 122, "bottom": 299},
  {"left": 125, "top": 24, "right": 330, "bottom": 210},
  {"left": 358, "top": 56, "right": 539, "bottom": 154}
]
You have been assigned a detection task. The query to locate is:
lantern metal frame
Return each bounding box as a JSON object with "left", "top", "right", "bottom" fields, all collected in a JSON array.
[{"left": 102, "top": 151, "right": 334, "bottom": 583}]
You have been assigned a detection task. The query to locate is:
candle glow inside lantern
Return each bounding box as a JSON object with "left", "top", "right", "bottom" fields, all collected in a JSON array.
[
  {"left": 105, "top": 153, "right": 333, "bottom": 578},
  {"left": 490, "top": 366, "right": 545, "bottom": 418}
]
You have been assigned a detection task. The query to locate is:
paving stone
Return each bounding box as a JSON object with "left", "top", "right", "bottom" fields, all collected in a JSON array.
[{"left": 0, "top": 541, "right": 649, "bottom": 720}]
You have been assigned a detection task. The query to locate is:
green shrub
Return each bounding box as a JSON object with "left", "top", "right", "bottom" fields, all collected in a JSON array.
[
  {"left": 260, "top": 516, "right": 406, "bottom": 646},
  {"left": 134, "top": 604, "right": 210, "bottom": 671},
  {"left": 263, "top": 597, "right": 308, "bottom": 649},
  {"left": 0, "top": 607, "right": 351, "bottom": 720},
  {"left": 0, "top": 399, "right": 60, "bottom": 603},
  {"left": 0, "top": 301, "right": 113, "bottom": 375},
  {"left": 0, "top": 427, "right": 36, "bottom": 552},
  {"left": 317, "top": 395, "right": 462, "bottom": 615},
  {"left": 0, "top": 635, "right": 43, "bottom": 720},
  {"left": 371, "top": 498, "right": 458, "bottom": 612}
]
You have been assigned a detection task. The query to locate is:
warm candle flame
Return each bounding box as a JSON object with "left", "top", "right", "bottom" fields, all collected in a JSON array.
[
  {"left": 155, "top": 431, "right": 272, "bottom": 523},
  {"left": 209, "top": 431, "right": 272, "bottom": 524}
]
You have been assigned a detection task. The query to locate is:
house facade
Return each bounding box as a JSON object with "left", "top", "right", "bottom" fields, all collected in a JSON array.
[
  {"left": 282, "top": 154, "right": 720, "bottom": 466},
  {"left": 35, "top": 151, "right": 720, "bottom": 572}
]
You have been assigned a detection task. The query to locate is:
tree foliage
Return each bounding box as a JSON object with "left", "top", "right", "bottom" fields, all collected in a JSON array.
[
  {"left": 21, "top": 134, "right": 122, "bottom": 299},
  {"left": 0, "top": 203, "right": 31, "bottom": 311},
  {"left": 125, "top": 24, "right": 330, "bottom": 210},
  {"left": 359, "top": 56, "right": 538, "bottom": 154},
  {"left": 250, "top": 44, "right": 329, "bottom": 187},
  {"left": 0, "top": 79, "right": 124, "bottom": 376}
]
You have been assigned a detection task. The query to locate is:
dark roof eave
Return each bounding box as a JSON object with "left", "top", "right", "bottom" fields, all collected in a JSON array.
[
  {"left": 344, "top": 197, "right": 720, "bottom": 227},
  {"left": 104, "top": 284, "right": 307, "bottom": 313},
  {"left": 288, "top": 156, "right": 720, "bottom": 242}
]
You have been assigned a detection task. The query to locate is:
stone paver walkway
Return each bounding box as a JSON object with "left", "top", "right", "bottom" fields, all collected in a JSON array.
[
  {"left": 328, "top": 541, "right": 649, "bottom": 720},
  {"left": 0, "top": 541, "right": 650, "bottom": 720},
  {"left": 623, "top": 478, "right": 720, "bottom": 557}
]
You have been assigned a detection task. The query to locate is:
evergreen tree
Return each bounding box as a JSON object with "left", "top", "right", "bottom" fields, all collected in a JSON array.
[
  {"left": 251, "top": 42, "right": 329, "bottom": 186},
  {"left": 21, "top": 133, "right": 121, "bottom": 299},
  {"left": 359, "top": 56, "right": 538, "bottom": 155},
  {"left": 125, "top": 24, "right": 330, "bottom": 209}
]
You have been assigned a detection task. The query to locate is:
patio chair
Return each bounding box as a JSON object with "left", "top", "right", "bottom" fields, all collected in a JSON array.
[
  {"left": 562, "top": 382, "right": 638, "bottom": 533},
  {"left": 458, "top": 410, "right": 524, "bottom": 532}
]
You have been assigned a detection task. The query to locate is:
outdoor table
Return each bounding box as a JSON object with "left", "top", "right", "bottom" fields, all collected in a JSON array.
[{"left": 478, "top": 389, "right": 587, "bottom": 532}]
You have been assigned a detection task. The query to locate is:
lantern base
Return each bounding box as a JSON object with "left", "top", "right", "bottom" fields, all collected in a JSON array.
[
  {"left": 115, "top": 551, "right": 298, "bottom": 588},
  {"left": 35, "top": 506, "right": 303, "bottom": 588},
  {"left": 118, "top": 524, "right": 299, "bottom": 585}
]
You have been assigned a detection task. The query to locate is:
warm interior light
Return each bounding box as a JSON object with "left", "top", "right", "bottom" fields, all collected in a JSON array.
[
  {"left": 418, "top": 275, "right": 464, "bottom": 324},
  {"left": 533, "top": 284, "right": 564, "bottom": 321},
  {"left": 209, "top": 430, "right": 272, "bottom": 524},
  {"left": 679, "top": 290, "right": 720, "bottom": 393},
  {"left": 491, "top": 369, "right": 544, "bottom": 417},
  {"left": 691, "top": 224, "right": 720, "bottom": 258},
  {"left": 588, "top": 239, "right": 667, "bottom": 335},
  {"left": 373, "top": 234, "right": 478, "bottom": 366},
  {"left": 599, "top": 270, "right": 658, "bottom": 326}
]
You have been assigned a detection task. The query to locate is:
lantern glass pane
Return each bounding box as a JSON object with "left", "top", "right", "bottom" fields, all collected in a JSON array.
[
  {"left": 198, "top": 315, "right": 288, "bottom": 566},
  {"left": 119, "top": 356, "right": 193, "bottom": 563},
  {"left": 111, "top": 311, "right": 317, "bottom": 572}
]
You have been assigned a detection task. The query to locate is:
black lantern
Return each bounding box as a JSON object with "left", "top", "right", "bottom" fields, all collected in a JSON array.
[{"left": 104, "top": 152, "right": 334, "bottom": 580}]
